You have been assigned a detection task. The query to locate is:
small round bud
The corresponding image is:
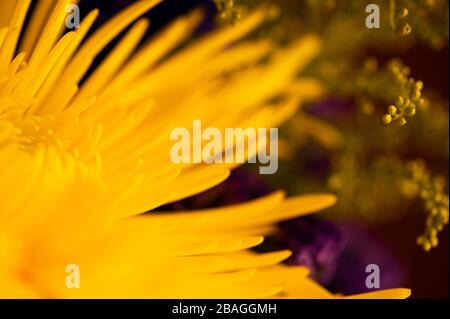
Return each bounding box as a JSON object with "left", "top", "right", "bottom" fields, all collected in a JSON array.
[
  {"left": 396, "top": 117, "right": 407, "bottom": 126},
  {"left": 430, "top": 237, "right": 438, "bottom": 247},
  {"left": 397, "top": 23, "right": 412, "bottom": 35},
  {"left": 388, "top": 105, "right": 397, "bottom": 115},
  {"left": 415, "top": 81, "right": 424, "bottom": 90},
  {"left": 382, "top": 114, "right": 392, "bottom": 124},
  {"left": 397, "top": 8, "right": 409, "bottom": 18},
  {"left": 403, "top": 98, "right": 410, "bottom": 107},
  {"left": 416, "top": 236, "right": 425, "bottom": 245},
  {"left": 405, "top": 106, "right": 416, "bottom": 116}
]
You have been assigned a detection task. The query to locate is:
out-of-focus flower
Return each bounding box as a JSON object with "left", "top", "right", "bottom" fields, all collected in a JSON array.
[
  {"left": 327, "top": 223, "right": 406, "bottom": 295},
  {"left": 277, "top": 216, "right": 345, "bottom": 286},
  {"left": 275, "top": 217, "right": 406, "bottom": 294}
]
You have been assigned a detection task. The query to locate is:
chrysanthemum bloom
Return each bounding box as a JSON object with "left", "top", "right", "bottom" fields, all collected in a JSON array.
[{"left": 0, "top": 0, "right": 410, "bottom": 298}]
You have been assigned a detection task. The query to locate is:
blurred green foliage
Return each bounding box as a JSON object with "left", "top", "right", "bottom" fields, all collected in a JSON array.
[{"left": 214, "top": 0, "right": 449, "bottom": 250}]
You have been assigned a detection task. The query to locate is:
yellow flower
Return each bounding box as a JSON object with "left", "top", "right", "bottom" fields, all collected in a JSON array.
[{"left": 0, "top": 0, "right": 410, "bottom": 298}]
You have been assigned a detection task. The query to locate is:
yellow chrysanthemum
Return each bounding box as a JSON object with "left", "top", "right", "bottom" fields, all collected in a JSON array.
[{"left": 0, "top": 0, "right": 410, "bottom": 298}]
